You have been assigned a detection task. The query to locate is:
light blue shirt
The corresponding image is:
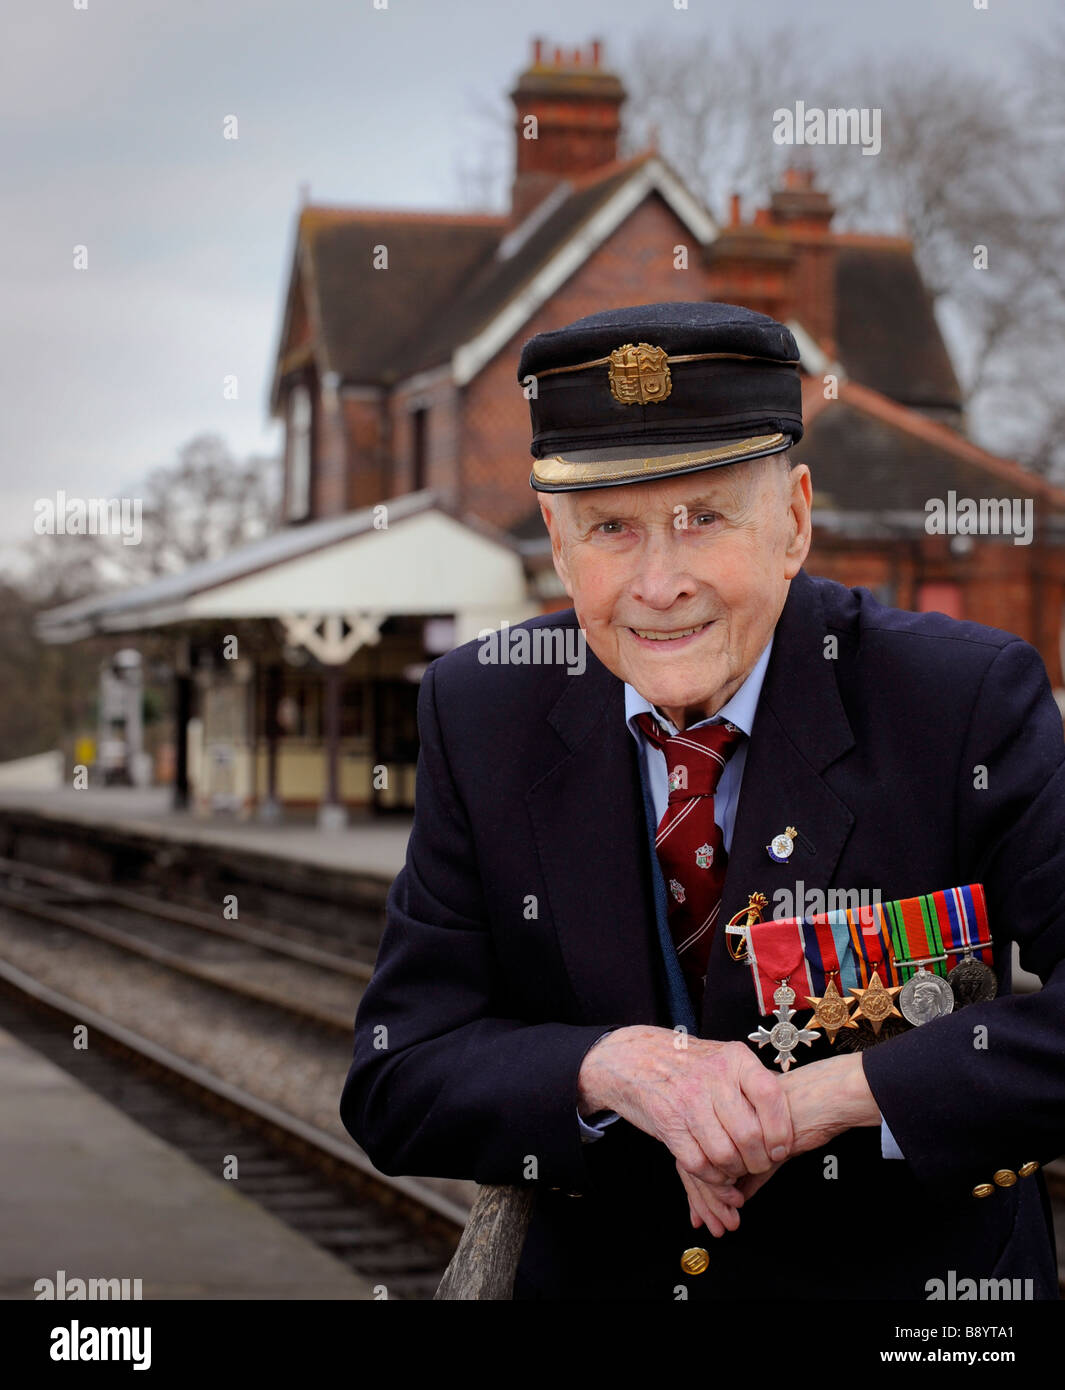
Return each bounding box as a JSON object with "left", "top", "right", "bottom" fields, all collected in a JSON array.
[{"left": 577, "top": 633, "right": 904, "bottom": 1161}]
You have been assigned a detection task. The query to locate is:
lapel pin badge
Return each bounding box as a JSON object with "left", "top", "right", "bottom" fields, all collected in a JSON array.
[{"left": 766, "top": 825, "right": 798, "bottom": 864}]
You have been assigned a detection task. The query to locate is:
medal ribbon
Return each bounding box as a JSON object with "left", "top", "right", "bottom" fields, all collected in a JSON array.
[
  {"left": 800, "top": 911, "right": 855, "bottom": 995},
  {"left": 884, "top": 894, "right": 942, "bottom": 981},
  {"left": 746, "top": 883, "right": 991, "bottom": 1010},
  {"left": 884, "top": 887, "right": 992, "bottom": 980},
  {"left": 746, "top": 918, "right": 813, "bottom": 1015},
  {"left": 938, "top": 883, "right": 993, "bottom": 967},
  {"left": 848, "top": 902, "right": 898, "bottom": 986}
]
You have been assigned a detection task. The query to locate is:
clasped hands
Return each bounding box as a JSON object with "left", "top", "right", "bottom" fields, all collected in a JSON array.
[{"left": 576, "top": 1024, "right": 882, "bottom": 1237}]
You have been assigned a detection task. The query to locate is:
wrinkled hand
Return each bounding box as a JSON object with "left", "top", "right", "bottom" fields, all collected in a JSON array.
[
  {"left": 578, "top": 1032, "right": 883, "bottom": 1238},
  {"left": 682, "top": 1053, "right": 883, "bottom": 1235},
  {"left": 781, "top": 1052, "right": 881, "bottom": 1154},
  {"left": 576, "top": 1025, "right": 794, "bottom": 1232}
]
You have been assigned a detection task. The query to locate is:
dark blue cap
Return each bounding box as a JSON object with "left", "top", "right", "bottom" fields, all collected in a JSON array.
[{"left": 517, "top": 301, "right": 803, "bottom": 491}]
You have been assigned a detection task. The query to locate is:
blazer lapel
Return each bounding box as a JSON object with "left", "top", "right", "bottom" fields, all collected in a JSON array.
[
  {"left": 526, "top": 650, "right": 666, "bottom": 1025},
  {"left": 701, "top": 568, "right": 858, "bottom": 1040}
]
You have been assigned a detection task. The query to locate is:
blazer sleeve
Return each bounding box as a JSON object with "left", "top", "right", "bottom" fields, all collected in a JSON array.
[
  {"left": 339, "top": 660, "right": 613, "bottom": 1191},
  {"left": 861, "top": 637, "right": 1065, "bottom": 1190}
]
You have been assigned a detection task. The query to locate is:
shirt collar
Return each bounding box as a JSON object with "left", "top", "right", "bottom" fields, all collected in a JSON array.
[{"left": 624, "top": 633, "right": 774, "bottom": 741}]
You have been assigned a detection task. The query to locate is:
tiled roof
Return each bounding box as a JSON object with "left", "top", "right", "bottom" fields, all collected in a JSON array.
[
  {"left": 282, "top": 167, "right": 966, "bottom": 438},
  {"left": 388, "top": 153, "right": 661, "bottom": 379},
  {"left": 834, "top": 242, "right": 962, "bottom": 413},
  {"left": 802, "top": 386, "right": 1065, "bottom": 517},
  {"left": 300, "top": 210, "right": 505, "bottom": 386},
  {"left": 286, "top": 153, "right": 660, "bottom": 390}
]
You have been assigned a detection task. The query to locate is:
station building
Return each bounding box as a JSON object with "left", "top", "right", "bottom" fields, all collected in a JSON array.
[{"left": 36, "top": 37, "right": 1065, "bottom": 822}]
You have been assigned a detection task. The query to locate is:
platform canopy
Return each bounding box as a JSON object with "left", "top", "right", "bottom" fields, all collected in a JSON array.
[{"left": 35, "top": 491, "right": 537, "bottom": 646}]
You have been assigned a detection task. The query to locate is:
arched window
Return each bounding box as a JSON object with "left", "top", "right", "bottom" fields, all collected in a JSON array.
[{"left": 285, "top": 383, "right": 312, "bottom": 520}]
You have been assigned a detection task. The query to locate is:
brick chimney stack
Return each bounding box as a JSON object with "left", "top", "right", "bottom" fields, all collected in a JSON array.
[
  {"left": 508, "top": 37, "right": 626, "bottom": 226},
  {"left": 768, "top": 165, "right": 837, "bottom": 352}
]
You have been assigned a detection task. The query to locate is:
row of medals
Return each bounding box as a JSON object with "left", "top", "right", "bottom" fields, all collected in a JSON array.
[{"left": 753, "top": 948, "right": 998, "bottom": 1070}]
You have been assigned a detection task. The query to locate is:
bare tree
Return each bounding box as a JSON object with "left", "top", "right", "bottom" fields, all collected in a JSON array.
[
  {"left": 623, "top": 27, "right": 1065, "bottom": 479},
  {"left": 2, "top": 435, "right": 282, "bottom": 767},
  {"left": 460, "top": 26, "right": 1065, "bottom": 480},
  {"left": 121, "top": 433, "right": 282, "bottom": 584},
  {"left": 620, "top": 24, "right": 835, "bottom": 213}
]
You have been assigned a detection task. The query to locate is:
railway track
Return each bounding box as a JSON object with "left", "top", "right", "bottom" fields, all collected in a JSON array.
[
  {"left": 0, "top": 856, "right": 368, "bottom": 1032},
  {"left": 2, "top": 854, "right": 1060, "bottom": 1296},
  {"left": 0, "top": 958, "right": 462, "bottom": 1301}
]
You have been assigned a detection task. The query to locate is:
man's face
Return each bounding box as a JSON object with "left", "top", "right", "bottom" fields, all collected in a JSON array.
[{"left": 539, "top": 456, "right": 813, "bottom": 727}]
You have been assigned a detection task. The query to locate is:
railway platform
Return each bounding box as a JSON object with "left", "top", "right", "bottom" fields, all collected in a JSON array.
[
  {"left": 0, "top": 785, "right": 412, "bottom": 880},
  {"left": 0, "top": 786, "right": 412, "bottom": 935},
  {"left": 0, "top": 1024, "right": 375, "bottom": 1300}
]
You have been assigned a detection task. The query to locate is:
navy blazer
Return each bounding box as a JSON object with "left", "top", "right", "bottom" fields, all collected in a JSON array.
[{"left": 340, "top": 568, "right": 1065, "bottom": 1300}]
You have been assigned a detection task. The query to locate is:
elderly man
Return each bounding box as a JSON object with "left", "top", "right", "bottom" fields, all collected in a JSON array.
[{"left": 340, "top": 302, "right": 1065, "bottom": 1300}]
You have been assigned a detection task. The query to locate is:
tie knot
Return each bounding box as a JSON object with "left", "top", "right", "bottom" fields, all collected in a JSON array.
[{"left": 634, "top": 711, "right": 745, "bottom": 800}]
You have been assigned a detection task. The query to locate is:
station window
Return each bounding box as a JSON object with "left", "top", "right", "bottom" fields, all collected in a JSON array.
[
  {"left": 411, "top": 407, "right": 428, "bottom": 492},
  {"left": 285, "top": 383, "right": 313, "bottom": 521}
]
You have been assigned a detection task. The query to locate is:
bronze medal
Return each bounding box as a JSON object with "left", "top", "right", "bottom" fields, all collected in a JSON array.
[
  {"left": 848, "top": 969, "right": 903, "bottom": 1036},
  {"left": 803, "top": 976, "right": 858, "bottom": 1044}
]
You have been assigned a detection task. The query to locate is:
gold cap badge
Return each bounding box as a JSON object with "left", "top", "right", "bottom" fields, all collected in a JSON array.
[{"left": 608, "top": 342, "right": 672, "bottom": 405}]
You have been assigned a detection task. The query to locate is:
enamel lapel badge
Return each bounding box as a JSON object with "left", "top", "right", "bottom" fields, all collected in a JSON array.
[{"left": 766, "top": 825, "right": 798, "bottom": 863}]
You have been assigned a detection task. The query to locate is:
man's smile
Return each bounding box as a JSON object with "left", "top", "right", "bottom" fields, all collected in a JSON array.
[{"left": 627, "top": 620, "right": 713, "bottom": 647}]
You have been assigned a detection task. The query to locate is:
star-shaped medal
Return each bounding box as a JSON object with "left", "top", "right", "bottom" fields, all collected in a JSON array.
[
  {"left": 847, "top": 970, "right": 903, "bottom": 1036},
  {"left": 803, "top": 977, "right": 858, "bottom": 1044},
  {"left": 748, "top": 1001, "right": 820, "bottom": 1071}
]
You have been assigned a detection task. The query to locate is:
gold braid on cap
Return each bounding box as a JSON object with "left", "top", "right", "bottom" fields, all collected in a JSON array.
[{"left": 533, "top": 343, "right": 800, "bottom": 409}]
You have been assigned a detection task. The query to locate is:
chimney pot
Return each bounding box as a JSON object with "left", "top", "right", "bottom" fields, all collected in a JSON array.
[
  {"left": 509, "top": 38, "right": 625, "bottom": 225},
  {"left": 783, "top": 165, "right": 815, "bottom": 191},
  {"left": 729, "top": 192, "right": 741, "bottom": 226}
]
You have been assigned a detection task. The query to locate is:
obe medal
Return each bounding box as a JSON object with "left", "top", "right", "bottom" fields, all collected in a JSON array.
[
  {"left": 748, "top": 994, "right": 820, "bottom": 1072},
  {"left": 898, "top": 965, "right": 955, "bottom": 1026},
  {"left": 744, "top": 922, "right": 818, "bottom": 1067},
  {"left": 766, "top": 826, "right": 797, "bottom": 864}
]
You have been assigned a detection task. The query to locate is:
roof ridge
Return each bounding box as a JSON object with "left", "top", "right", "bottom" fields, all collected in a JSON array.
[
  {"left": 298, "top": 206, "right": 508, "bottom": 234},
  {"left": 838, "top": 380, "right": 1065, "bottom": 506},
  {"left": 831, "top": 232, "right": 915, "bottom": 251},
  {"left": 565, "top": 146, "right": 657, "bottom": 192}
]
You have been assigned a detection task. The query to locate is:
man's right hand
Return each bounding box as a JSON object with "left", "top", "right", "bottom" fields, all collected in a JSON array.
[{"left": 576, "top": 1024, "right": 793, "bottom": 1233}]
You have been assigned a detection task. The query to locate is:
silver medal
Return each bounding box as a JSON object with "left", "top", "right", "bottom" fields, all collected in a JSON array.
[
  {"left": 948, "top": 952, "right": 998, "bottom": 1006},
  {"left": 898, "top": 966, "right": 955, "bottom": 1026},
  {"left": 749, "top": 997, "right": 820, "bottom": 1071}
]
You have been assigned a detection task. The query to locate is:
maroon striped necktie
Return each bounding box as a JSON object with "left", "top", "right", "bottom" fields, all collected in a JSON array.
[{"left": 634, "top": 712, "right": 746, "bottom": 1010}]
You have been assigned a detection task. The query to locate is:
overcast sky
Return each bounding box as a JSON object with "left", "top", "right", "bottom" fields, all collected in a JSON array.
[{"left": 2, "top": 0, "right": 1053, "bottom": 568}]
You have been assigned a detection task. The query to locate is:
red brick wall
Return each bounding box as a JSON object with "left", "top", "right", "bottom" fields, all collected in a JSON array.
[
  {"left": 343, "top": 392, "right": 388, "bottom": 511},
  {"left": 459, "top": 192, "right": 710, "bottom": 532},
  {"left": 313, "top": 382, "right": 347, "bottom": 517},
  {"left": 807, "top": 532, "right": 1065, "bottom": 687},
  {"left": 388, "top": 374, "right": 462, "bottom": 505},
  {"left": 789, "top": 235, "right": 837, "bottom": 354}
]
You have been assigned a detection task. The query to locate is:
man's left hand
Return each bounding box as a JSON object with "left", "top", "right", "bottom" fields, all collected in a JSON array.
[
  {"left": 686, "top": 1052, "right": 882, "bottom": 1234},
  {"left": 780, "top": 1051, "right": 882, "bottom": 1153}
]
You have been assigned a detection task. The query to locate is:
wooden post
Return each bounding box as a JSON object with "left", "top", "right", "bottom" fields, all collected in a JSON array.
[
  {"left": 324, "top": 664, "right": 341, "bottom": 807},
  {"left": 433, "top": 1185, "right": 534, "bottom": 1300}
]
